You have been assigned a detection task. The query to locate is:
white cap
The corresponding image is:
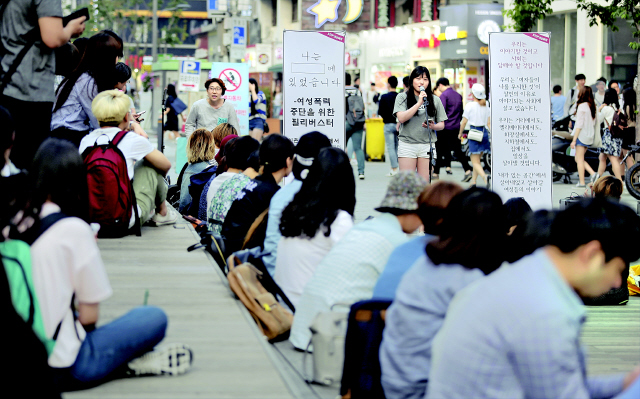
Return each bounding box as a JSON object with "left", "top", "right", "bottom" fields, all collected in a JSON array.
[{"left": 471, "top": 83, "right": 486, "bottom": 100}]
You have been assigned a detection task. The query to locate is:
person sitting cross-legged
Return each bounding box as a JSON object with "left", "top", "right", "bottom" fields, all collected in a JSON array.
[
  {"left": 426, "top": 198, "right": 640, "bottom": 399},
  {"left": 21, "top": 139, "right": 192, "bottom": 392}
]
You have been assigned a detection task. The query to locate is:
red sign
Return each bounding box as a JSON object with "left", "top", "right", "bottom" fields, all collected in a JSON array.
[
  {"left": 417, "top": 34, "right": 440, "bottom": 49},
  {"left": 581, "top": 48, "right": 585, "bottom": 57},
  {"left": 605, "top": 55, "right": 613, "bottom": 65}
]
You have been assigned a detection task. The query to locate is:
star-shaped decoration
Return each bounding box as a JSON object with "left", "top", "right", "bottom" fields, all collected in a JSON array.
[{"left": 307, "top": 0, "right": 342, "bottom": 29}]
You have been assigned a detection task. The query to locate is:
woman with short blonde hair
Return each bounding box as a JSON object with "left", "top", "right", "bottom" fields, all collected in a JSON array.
[{"left": 178, "top": 128, "right": 216, "bottom": 213}]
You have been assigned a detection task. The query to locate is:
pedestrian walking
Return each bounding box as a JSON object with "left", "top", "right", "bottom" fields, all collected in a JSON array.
[
  {"left": 248, "top": 78, "right": 267, "bottom": 140},
  {"left": 434, "top": 77, "right": 471, "bottom": 181},
  {"left": 393, "top": 66, "right": 447, "bottom": 181},
  {"left": 458, "top": 83, "right": 490, "bottom": 187},
  {"left": 378, "top": 76, "right": 400, "bottom": 176},
  {"left": 570, "top": 86, "right": 598, "bottom": 187},
  {"left": 596, "top": 89, "right": 624, "bottom": 181}
]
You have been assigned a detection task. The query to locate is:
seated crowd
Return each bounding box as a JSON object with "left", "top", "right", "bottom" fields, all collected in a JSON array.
[{"left": 1, "top": 31, "right": 639, "bottom": 396}]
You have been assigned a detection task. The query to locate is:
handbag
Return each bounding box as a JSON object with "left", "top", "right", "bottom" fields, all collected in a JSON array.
[
  {"left": 591, "top": 119, "right": 602, "bottom": 148},
  {"left": 304, "top": 304, "right": 350, "bottom": 386},
  {"left": 468, "top": 128, "right": 484, "bottom": 142}
]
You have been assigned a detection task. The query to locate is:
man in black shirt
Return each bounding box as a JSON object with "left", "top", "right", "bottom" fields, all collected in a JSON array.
[{"left": 378, "top": 76, "right": 399, "bottom": 176}]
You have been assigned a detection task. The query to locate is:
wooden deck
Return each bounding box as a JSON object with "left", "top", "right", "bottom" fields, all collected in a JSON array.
[
  {"left": 63, "top": 215, "right": 640, "bottom": 399},
  {"left": 64, "top": 221, "right": 294, "bottom": 399}
]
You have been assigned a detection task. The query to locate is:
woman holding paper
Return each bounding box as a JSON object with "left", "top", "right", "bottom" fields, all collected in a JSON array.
[
  {"left": 393, "top": 66, "right": 447, "bottom": 181},
  {"left": 570, "top": 87, "right": 598, "bottom": 188}
]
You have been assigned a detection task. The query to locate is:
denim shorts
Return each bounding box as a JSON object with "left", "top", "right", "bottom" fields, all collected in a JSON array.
[
  {"left": 575, "top": 138, "right": 589, "bottom": 148},
  {"left": 468, "top": 127, "right": 490, "bottom": 155},
  {"left": 249, "top": 118, "right": 264, "bottom": 131}
]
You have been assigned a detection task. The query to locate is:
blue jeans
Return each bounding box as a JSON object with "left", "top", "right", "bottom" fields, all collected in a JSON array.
[
  {"left": 350, "top": 129, "right": 365, "bottom": 174},
  {"left": 57, "top": 306, "right": 167, "bottom": 391},
  {"left": 384, "top": 123, "right": 399, "bottom": 169}
]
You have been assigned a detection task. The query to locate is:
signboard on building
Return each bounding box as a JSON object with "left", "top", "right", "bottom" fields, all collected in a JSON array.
[
  {"left": 489, "top": 32, "right": 552, "bottom": 210},
  {"left": 207, "top": 0, "right": 227, "bottom": 16},
  {"left": 439, "top": 4, "right": 503, "bottom": 60},
  {"left": 283, "top": 30, "right": 346, "bottom": 149},
  {"left": 209, "top": 63, "right": 249, "bottom": 135},
  {"left": 178, "top": 60, "right": 201, "bottom": 92}
]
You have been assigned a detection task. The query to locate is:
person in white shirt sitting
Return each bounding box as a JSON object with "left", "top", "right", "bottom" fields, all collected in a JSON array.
[
  {"left": 23, "top": 139, "right": 192, "bottom": 391},
  {"left": 79, "top": 90, "right": 177, "bottom": 227}
]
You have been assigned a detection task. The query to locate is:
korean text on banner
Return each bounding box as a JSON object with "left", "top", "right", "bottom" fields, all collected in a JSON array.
[
  {"left": 209, "top": 62, "right": 249, "bottom": 136},
  {"left": 283, "top": 30, "right": 346, "bottom": 149},
  {"left": 178, "top": 61, "right": 201, "bottom": 92},
  {"left": 489, "top": 32, "right": 552, "bottom": 210}
]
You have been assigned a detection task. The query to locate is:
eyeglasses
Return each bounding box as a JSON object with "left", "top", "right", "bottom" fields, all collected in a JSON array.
[{"left": 209, "top": 87, "right": 223, "bottom": 92}]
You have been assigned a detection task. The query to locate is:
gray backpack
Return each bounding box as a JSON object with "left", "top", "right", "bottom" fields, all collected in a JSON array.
[{"left": 346, "top": 93, "right": 366, "bottom": 125}]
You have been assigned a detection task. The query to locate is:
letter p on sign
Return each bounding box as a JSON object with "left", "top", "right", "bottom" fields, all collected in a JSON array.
[{"left": 181, "top": 61, "right": 200, "bottom": 75}]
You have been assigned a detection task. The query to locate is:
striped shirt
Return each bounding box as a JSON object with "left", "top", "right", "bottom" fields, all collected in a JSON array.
[{"left": 249, "top": 91, "right": 267, "bottom": 121}]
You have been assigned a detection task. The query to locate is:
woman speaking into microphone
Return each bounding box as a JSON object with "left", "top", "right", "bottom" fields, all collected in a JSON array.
[{"left": 393, "top": 66, "right": 448, "bottom": 181}]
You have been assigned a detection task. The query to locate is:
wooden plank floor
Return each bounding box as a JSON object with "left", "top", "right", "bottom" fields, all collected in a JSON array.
[
  {"left": 64, "top": 220, "right": 293, "bottom": 399},
  {"left": 583, "top": 296, "right": 640, "bottom": 375}
]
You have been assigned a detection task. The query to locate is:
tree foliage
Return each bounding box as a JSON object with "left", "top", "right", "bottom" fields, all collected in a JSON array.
[
  {"left": 503, "top": 0, "right": 554, "bottom": 33},
  {"left": 76, "top": 0, "right": 189, "bottom": 58},
  {"left": 575, "top": 0, "right": 640, "bottom": 51}
]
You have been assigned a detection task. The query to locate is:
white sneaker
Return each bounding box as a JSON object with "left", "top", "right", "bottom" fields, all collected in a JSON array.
[
  {"left": 127, "top": 343, "right": 193, "bottom": 376},
  {"left": 151, "top": 208, "right": 178, "bottom": 226}
]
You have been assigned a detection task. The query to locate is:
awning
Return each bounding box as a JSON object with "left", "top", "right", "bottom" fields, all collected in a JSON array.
[{"left": 268, "top": 64, "right": 283, "bottom": 73}]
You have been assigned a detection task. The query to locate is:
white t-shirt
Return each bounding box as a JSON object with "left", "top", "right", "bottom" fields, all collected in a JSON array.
[
  {"left": 462, "top": 101, "right": 490, "bottom": 127},
  {"left": 205, "top": 171, "right": 238, "bottom": 214},
  {"left": 274, "top": 210, "right": 353, "bottom": 307},
  {"left": 79, "top": 127, "right": 154, "bottom": 180},
  {"left": 31, "top": 202, "right": 112, "bottom": 368}
]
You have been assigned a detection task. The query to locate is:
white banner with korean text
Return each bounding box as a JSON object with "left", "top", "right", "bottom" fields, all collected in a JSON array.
[
  {"left": 489, "top": 32, "right": 552, "bottom": 210},
  {"left": 283, "top": 30, "right": 346, "bottom": 148}
]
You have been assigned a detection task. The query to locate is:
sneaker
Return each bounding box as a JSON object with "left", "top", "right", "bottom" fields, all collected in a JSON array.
[
  {"left": 445, "top": 168, "right": 453, "bottom": 175},
  {"left": 386, "top": 170, "right": 398, "bottom": 177},
  {"left": 461, "top": 173, "right": 472, "bottom": 183},
  {"left": 358, "top": 173, "right": 365, "bottom": 180},
  {"left": 576, "top": 183, "right": 587, "bottom": 188},
  {"left": 590, "top": 173, "right": 600, "bottom": 184},
  {"left": 151, "top": 208, "right": 178, "bottom": 226},
  {"left": 127, "top": 343, "right": 193, "bottom": 376}
]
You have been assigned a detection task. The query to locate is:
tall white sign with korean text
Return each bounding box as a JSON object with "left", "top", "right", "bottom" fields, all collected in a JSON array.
[
  {"left": 209, "top": 62, "right": 249, "bottom": 136},
  {"left": 283, "top": 31, "right": 346, "bottom": 148},
  {"left": 489, "top": 32, "right": 552, "bottom": 210}
]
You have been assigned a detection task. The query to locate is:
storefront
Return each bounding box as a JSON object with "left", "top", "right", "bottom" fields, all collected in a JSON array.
[
  {"left": 438, "top": 3, "right": 503, "bottom": 102},
  {"left": 362, "top": 27, "right": 413, "bottom": 90},
  {"left": 410, "top": 21, "right": 442, "bottom": 85}
]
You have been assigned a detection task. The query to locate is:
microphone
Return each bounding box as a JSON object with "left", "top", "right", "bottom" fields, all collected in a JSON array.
[{"left": 419, "top": 86, "right": 425, "bottom": 92}]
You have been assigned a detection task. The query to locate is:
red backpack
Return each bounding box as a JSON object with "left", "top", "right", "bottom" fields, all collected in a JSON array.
[{"left": 82, "top": 131, "right": 140, "bottom": 237}]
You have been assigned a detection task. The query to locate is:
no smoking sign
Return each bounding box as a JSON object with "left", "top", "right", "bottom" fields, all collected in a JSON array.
[{"left": 219, "top": 68, "right": 242, "bottom": 92}]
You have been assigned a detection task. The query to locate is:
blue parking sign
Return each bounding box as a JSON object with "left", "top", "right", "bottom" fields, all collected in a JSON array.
[
  {"left": 180, "top": 61, "right": 200, "bottom": 75},
  {"left": 233, "top": 27, "right": 245, "bottom": 45}
]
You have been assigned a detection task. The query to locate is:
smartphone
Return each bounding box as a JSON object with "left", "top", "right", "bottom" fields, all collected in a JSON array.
[
  {"left": 63, "top": 7, "right": 90, "bottom": 27},
  {"left": 137, "top": 110, "right": 147, "bottom": 116}
]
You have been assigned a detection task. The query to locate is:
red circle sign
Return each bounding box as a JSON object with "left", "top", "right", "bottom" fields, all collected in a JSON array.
[{"left": 219, "top": 68, "right": 242, "bottom": 92}]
